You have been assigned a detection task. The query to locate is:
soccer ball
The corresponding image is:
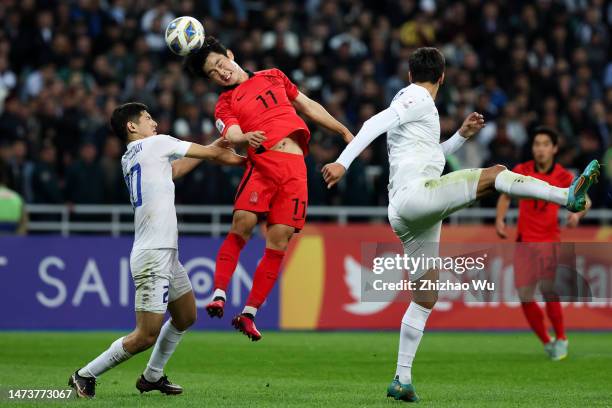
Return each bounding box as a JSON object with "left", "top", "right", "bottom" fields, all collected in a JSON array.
[{"left": 165, "top": 16, "right": 205, "bottom": 56}]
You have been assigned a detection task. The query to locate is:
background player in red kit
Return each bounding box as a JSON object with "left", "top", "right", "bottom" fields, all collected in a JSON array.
[
  {"left": 185, "top": 37, "right": 353, "bottom": 341},
  {"left": 496, "top": 127, "right": 590, "bottom": 360}
]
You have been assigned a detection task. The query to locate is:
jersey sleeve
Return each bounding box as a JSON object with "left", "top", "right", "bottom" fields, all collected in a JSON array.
[
  {"left": 214, "top": 93, "right": 240, "bottom": 137},
  {"left": 272, "top": 68, "right": 299, "bottom": 100},
  {"left": 153, "top": 135, "right": 192, "bottom": 160},
  {"left": 389, "top": 94, "right": 429, "bottom": 125}
]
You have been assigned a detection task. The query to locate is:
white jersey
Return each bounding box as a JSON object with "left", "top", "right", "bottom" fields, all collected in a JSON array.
[
  {"left": 121, "top": 135, "right": 192, "bottom": 250},
  {"left": 386, "top": 83, "right": 444, "bottom": 192},
  {"left": 335, "top": 83, "right": 455, "bottom": 196}
]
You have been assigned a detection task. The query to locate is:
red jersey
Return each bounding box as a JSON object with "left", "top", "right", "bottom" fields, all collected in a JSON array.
[
  {"left": 214, "top": 68, "right": 310, "bottom": 156},
  {"left": 513, "top": 161, "right": 573, "bottom": 242}
]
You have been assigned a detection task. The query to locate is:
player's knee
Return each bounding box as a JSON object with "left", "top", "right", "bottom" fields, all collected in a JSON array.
[
  {"left": 413, "top": 290, "right": 438, "bottom": 309},
  {"left": 131, "top": 331, "right": 159, "bottom": 352},
  {"left": 231, "top": 213, "right": 256, "bottom": 240},
  {"left": 488, "top": 164, "right": 507, "bottom": 177},
  {"left": 414, "top": 298, "right": 437, "bottom": 310},
  {"left": 266, "top": 230, "right": 293, "bottom": 251},
  {"left": 172, "top": 314, "right": 196, "bottom": 331},
  {"left": 266, "top": 238, "right": 289, "bottom": 251}
]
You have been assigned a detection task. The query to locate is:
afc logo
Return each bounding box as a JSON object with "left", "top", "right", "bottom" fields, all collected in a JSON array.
[{"left": 249, "top": 191, "right": 258, "bottom": 204}]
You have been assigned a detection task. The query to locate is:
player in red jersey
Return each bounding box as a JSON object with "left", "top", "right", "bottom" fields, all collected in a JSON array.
[
  {"left": 496, "top": 127, "right": 590, "bottom": 360},
  {"left": 185, "top": 37, "right": 353, "bottom": 340}
]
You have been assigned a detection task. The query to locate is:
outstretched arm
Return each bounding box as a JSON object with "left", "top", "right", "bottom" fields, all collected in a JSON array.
[
  {"left": 292, "top": 92, "right": 353, "bottom": 143},
  {"left": 172, "top": 139, "right": 245, "bottom": 179},
  {"left": 321, "top": 107, "right": 400, "bottom": 189}
]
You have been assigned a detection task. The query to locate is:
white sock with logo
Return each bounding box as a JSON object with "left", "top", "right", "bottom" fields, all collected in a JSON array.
[
  {"left": 494, "top": 169, "right": 568, "bottom": 205},
  {"left": 396, "top": 302, "right": 432, "bottom": 384},
  {"left": 143, "top": 320, "right": 186, "bottom": 383},
  {"left": 78, "top": 336, "right": 132, "bottom": 378}
]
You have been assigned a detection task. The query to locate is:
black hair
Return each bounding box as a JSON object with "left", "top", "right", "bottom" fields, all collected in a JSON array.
[
  {"left": 184, "top": 36, "right": 229, "bottom": 79},
  {"left": 408, "top": 47, "right": 446, "bottom": 84},
  {"left": 531, "top": 126, "right": 559, "bottom": 146},
  {"left": 110, "top": 102, "right": 149, "bottom": 141}
]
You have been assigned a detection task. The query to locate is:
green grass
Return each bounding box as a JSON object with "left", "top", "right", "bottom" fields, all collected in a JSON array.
[{"left": 1, "top": 331, "right": 611, "bottom": 407}]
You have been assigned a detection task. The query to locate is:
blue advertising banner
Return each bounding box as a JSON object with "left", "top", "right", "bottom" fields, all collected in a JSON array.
[{"left": 0, "top": 237, "right": 276, "bottom": 330}]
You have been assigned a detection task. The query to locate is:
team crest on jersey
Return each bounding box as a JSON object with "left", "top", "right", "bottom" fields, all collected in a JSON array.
[
  {"left": 215, "top": 118, "right": 225, "bottom": 134},
  {"left": 249, "top": 191, "right": 258, "bottom": 204}
]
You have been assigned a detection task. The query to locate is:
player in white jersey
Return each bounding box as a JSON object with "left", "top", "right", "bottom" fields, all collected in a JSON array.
[
  {"left": 322, "top": 48, "right": 600, "bottom": 402},
  {"left": 69, "top": 102, "right": 245, "bottom": 398}
]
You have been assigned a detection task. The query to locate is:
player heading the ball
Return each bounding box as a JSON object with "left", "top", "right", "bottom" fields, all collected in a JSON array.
[{"left": 183, "top": 36, "right": 353, "bottom": 341}]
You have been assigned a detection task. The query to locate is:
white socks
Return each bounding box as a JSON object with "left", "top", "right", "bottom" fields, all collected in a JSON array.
[
  {"left": 143, "top": 320, "right": 186, "bottom": 383},
  {"left": 494, "top": 169, "right": 568, "bottom": 206},
  {"left": 242, "top": 305, "right": 257, "bottom": 316},
  {"left": 213, "top": 288, "right": 226, "bottom": 300},
  {"left": 78, "top": 337, "right": 132, "bottom": 378},
  {"left": 396, "top": 302, "right": 432, "bottom": 384}
]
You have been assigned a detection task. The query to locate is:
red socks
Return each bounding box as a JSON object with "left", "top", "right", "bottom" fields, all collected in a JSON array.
[
  {"left": 521, "top": 302, "right": 551, "bottom": 344},
  {"left": 545, "top": 301, "right": 566, "bottom": 341},
  {"left": 214, "top": 233, "right": 246, "bottom": 291},
  {"left": 246, "top": 248, "right": 285, "bottom": 309},
  {"left": 214, "top": 234, "right": 285, "bottom": 312}
]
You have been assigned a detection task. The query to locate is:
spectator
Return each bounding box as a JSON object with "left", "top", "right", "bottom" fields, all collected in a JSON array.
[
  {"left": 31, "top": 142, "right": 63, "bottom": 204},
  {"left": 0, "top": 0, "right": 608, "bottom": 208},
  {"left": 65, "top": 142, "right": 105, "bottom": 204},
  {"left": 100, "top": 136, "right": 128, "bottom": 204}
]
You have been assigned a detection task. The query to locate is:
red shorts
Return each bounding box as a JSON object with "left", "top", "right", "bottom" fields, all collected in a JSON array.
[
  {"left": 234, "top": 150, "right": 308, "bottom": 231},
  {"left": 513, "top": 243, "right": 559, "bottom": 288}
]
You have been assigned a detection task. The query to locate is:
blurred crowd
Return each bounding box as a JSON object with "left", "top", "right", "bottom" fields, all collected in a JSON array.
[{"left": 0, "top": 0, "right": 611, "bottom": 209}]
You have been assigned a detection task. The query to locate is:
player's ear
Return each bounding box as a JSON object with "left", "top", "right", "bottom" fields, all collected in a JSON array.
[
  {"left": 439, "top": 71, "right": 445, "bottom": 86},
  {"left": 227, "top": 50, "right": 235, "bottom": 61}
]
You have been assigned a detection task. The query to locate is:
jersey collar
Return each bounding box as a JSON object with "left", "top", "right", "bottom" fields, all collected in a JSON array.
[
  {"left": 533, "top": 160, "right": 556, "bottom": 175},
  {"left": 223, "top": 70, "right": 254, "bottom": 91}
]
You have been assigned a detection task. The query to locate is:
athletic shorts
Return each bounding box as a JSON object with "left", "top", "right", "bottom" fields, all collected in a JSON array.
[
  {"left": 234, "top": 150, "right": 308, "bottom": 231},
  {"left": 513, "top": 243, "right": 558, "bottom": 288},
  {"left": 130, "top": 249, "right": 192, "bottom": 313},
  {"left": 388, "top": 168, "right": 482, "bottom": 281}
]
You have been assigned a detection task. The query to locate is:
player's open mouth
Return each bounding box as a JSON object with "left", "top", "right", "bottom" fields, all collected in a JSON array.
[{"left": 223, "top": 72, "right": 231, "bottom": 81}]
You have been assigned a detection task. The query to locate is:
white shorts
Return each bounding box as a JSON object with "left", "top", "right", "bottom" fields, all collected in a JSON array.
[
  {"left": 388, "top": 168, "right": 482, "bottom": 281},
  {"left": 130, "top": 249, "right": 192, "bottom": 313}
]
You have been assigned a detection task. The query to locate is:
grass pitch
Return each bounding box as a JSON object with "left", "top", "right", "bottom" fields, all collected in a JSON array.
[{"left": 1, "top": 331, "right": 611, "bottom": 407}]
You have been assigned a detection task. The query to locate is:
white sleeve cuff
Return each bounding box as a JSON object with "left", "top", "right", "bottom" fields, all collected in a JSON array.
[{"left": 440, "top": 131, "right": 466, "bottom": 157}]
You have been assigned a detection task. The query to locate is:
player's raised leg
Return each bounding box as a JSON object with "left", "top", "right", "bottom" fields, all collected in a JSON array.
[
  {"left": 137, "top": 290, "right": 196, "bottom": 394},
  {"left": 232, "top": 223, "right": 293, "bottom": 341},
  {"left": 481, "top": 160, "right": 600, "bottom": 211},
  {"left": 206, "top": 210, "right": 258, "bottom": 318}
]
